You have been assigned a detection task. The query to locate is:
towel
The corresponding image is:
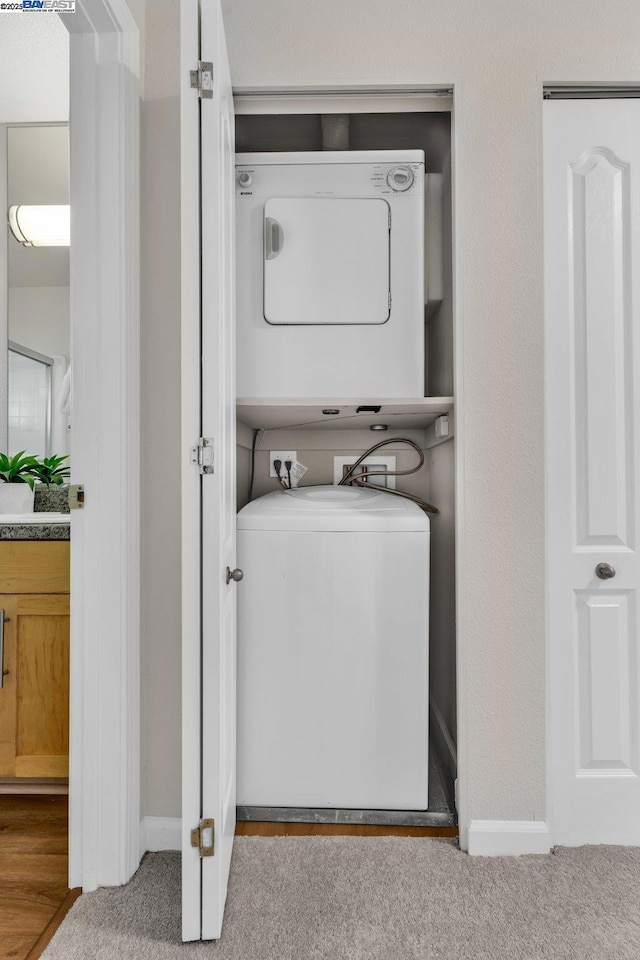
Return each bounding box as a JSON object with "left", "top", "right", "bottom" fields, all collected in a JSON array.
[{"left": 57, "top": 365, "right": 71, "bottom": 416}]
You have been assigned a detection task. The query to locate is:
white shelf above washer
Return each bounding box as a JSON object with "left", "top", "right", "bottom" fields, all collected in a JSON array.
[{"left": 236, "top": 397, "right": 454, "bottom": 431}]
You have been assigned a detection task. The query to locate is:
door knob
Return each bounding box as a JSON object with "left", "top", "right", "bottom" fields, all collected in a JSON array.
[
  {"left": 595, "top": 562, "right": 616, "bottom": 580},
  {"left": 226, "top": 567, "right": 244, "bottom": 584}
]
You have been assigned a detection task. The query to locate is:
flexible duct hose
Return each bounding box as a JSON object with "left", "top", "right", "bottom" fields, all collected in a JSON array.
[
  {"left": 338, "top": 436, "right": 438, "bottom": 514},
  {"left": 321, "top": 114, "right": 350, "bottom": 151}
]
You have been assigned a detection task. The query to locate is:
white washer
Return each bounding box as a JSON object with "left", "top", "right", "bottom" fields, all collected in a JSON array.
[
  {"left": 237, "top": 486, "right": 430, "bottom": 810},
  {"left": 235, "top": 151, "right": 425, "bottom": 398}
]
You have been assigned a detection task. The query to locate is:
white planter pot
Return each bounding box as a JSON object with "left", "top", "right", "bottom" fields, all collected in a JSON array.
[{"left": 0, "top": 483, "right": 35, "bottom": 514}]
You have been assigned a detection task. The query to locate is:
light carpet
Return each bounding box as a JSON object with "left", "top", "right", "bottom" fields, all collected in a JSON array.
[{"left": 42, "top": 838, "right": 640, "bottom": 959}]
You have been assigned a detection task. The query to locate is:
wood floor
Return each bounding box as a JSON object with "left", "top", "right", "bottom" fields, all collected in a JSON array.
[
  {"left": 236, "top": 821, "right": 458, "bottom": 838},
  {"left": 0, "top": 795, "right": 79, "bottom": 960}
]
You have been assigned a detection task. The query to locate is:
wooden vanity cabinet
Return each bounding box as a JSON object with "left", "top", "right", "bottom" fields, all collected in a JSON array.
[{"left": 0, "top": 542, "right": 70, "bottom": 779}]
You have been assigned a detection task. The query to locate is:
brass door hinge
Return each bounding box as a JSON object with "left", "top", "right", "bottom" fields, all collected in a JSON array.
[{"left": 191, "top": 818, "right": 215, "bottom": 857}]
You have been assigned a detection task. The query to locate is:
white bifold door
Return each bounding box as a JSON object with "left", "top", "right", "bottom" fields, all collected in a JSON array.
[
  {"left": 545, "top": 99, "right": 640, "bottom": 845},
  {"left": 181, "top": 0, "right": 237, "bottom": 941}
]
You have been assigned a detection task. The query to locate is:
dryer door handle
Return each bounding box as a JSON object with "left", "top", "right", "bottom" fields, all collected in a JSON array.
[{"left": 265, "top": 217, "right": 284, "bottom": 260}]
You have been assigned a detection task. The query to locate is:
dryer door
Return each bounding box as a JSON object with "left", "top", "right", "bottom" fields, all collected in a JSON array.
[{"left": 263, "top": 197, "right": 390, "bottom": 325}]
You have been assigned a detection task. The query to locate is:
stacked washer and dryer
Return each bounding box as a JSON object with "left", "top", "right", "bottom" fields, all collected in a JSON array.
[{"left": 235, "top": 150, "right": 431, "bottom": 811}]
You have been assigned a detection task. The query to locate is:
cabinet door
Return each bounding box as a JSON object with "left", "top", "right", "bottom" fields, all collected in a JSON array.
[{"left": 14, "top": 594, "right": 70, "bottom": 778}]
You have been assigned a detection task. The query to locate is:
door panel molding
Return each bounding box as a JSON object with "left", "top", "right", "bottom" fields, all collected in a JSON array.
[
  {"left": 569, "top": 146, "right": 635, "bottom": 548},
  {"left": 574, "top": 590, "right": 638, "bottom": 775}
]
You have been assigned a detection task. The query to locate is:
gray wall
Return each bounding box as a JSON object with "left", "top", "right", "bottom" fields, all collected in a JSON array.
[
  {"left": 428, "top": 438, "right": 456, "bottom": 744},
  {"left": 238, "top": 428, "right": 431, "bottom": 510},
  {"left": 140, "top": 0, "right": 182, "bottom": 819},
  {"left": 139, "top": 0, "right": 640, "bottom": 834},
  {"left": 219, "top": 0, "right": 640, "bottom": 840}
]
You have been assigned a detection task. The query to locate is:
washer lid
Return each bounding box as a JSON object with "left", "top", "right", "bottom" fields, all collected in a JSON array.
[{"left": 237, "top": 486, "right": 430, "bottom": 532}]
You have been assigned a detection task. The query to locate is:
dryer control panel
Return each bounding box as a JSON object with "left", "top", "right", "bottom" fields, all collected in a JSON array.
[{"left": 235, "top": 151, "right": 425, "bottom": 199}]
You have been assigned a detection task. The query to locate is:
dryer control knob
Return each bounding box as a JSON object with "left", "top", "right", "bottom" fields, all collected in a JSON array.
[
  {"left": 238, "top": 172, "right": 252, "bottom": 187},
  {"left": 387, "top": 166, "right": 414, "bottom": 191}
]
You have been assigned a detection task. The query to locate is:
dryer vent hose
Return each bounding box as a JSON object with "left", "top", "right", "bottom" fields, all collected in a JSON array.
[{"left": 321, "top": 114, "right": 350, "bottom": 151}]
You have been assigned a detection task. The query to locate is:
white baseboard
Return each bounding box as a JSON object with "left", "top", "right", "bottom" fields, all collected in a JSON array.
[
  {"left": 468, "top": 820, "right": 551, "bottom": 856},
  {"left": 139, "top": 816, "right": 181, "bottom": 857},
  {"left": 139, "top": 815, "right": 549, "bottom": 858}
]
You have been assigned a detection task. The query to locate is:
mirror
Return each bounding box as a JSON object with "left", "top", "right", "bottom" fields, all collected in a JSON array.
[{"left": 5, "top": 123, "right": 70, "bottom": 460}]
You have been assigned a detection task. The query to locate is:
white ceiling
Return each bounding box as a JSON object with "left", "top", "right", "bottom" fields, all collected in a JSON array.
[{"left": 0, "top": 15, "right": 68, "bottom": 122}]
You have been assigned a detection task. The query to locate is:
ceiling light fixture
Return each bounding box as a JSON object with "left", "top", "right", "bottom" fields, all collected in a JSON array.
[{"left": 8, "top": 205, "right": 70, "bottom": 247}]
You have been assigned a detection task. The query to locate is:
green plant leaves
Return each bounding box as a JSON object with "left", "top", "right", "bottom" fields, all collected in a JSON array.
[
  {"left": 31, "top": 454, "right": 71, "bottom": 488},
  {"left": 0, "top": 451, "right": 40, "bottom": 488},
  {"left": 0, "top": 452, "right": 70, "bottom": 488}
]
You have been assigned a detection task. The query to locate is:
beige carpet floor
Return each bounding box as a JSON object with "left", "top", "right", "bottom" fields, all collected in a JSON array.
[{"left": 42, "top": 838, "right": 640, "bottom": 959}]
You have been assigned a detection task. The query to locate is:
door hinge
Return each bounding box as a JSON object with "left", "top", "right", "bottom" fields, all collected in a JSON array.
[
  {"left": 191, "top": 818, "right": 215, "bottom": 857},
  {"left": 68, "top": 484, "right": 84, "bottom": 510},
  {"left": 388, "top": 291, "right": 392, "bottom": 311},
  {"left": 190, "top": 61, "right": 213, "bottom": 99},
  {"left": 388, "top": 208, "right": 392, "bottom": 229},
  {"left": 191, "top": 438, "right": 214, "bottom": 475}
]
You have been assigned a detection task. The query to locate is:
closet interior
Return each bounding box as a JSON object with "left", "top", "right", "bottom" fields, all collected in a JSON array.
[{"left": 233, "top": 98, "right": 457, "bottom": 826}]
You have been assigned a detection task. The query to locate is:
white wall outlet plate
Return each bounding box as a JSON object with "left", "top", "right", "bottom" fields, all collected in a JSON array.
[
  {"left": 333, "top": 455, "right": 397, "bottom": 489},
  {"left": 269, "top": 450, "right": 297, "bottom": 478}
]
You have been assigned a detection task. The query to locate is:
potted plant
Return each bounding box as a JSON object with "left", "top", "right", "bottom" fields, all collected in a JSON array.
[
  {"left": 31, "top": 455, "right": 70, "bottom": 488},
  {"left": 0, "top": 451, "right": 40, "bottom": 513}
]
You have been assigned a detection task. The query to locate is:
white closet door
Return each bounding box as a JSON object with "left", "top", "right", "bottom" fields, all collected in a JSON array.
[
  {"left": 263, "top": 198, "right": 390, "bottom": 325},
  {"left": 545, "top": 99, "right": 640, "bottom": 845},
  {"left": 181, "top": 0, "right": 237, "bottom": 941}
]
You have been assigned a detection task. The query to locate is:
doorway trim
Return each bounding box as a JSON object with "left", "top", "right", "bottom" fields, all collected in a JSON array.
[
  {"left": 233, "top": 83, "right": 467, "bottom": 845},
  {"left": 63, "top": 0, "right": 141, "bottom": 889}
]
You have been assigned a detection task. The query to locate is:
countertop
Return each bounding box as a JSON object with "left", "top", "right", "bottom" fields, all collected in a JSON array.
[
  {"left": 0, "top": 487, "right": 70, "bottom": 541},
  {"left": 0, "top": 522, "right": 70, "bottom": 541}
]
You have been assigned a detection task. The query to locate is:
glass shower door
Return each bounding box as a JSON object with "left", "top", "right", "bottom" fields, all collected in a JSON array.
[{"left": 8, "top": 343, "right": 53, "bottom": 459}]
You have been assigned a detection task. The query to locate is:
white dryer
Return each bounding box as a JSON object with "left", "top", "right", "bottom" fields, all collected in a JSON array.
[
  {"left": 235, "top": 150, "right": 425, "bottom": 398},
  {"left": 236, "top": 485, "right": 430, "bottom": 810}
]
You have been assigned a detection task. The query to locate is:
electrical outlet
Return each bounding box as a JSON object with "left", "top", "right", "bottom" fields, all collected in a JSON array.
[{"left": 269, "top": 450, "right": 297, "bottom": 478}]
